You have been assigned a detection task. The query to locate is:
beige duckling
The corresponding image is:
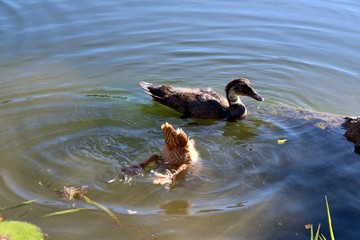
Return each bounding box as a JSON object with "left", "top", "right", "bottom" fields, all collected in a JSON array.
[{"left": 121, "top": 122, "right": 198, "bottom": 188}]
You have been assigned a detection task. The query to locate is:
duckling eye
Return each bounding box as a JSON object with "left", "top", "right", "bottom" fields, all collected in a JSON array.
[
  {"left": 240, "top": 87, "right": 250, "bottom": 94},
  {"left": 234, "top": 86, "right": 242, "bottom": 92}
]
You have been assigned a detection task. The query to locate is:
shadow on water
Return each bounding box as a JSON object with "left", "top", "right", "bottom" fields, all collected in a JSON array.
[{"left": 223, "top": 119, "right": 261, "bottom": 143}]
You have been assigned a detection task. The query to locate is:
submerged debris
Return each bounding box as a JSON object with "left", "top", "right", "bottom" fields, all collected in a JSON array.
[
  {"left": 55, "top": 186, "right": 88, "bottom": 201},
  {"left": 51, "top": 186, "right": 157, "bottom": 240}
]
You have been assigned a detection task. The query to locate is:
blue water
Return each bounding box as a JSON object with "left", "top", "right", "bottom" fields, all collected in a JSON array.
[{"left": 1, "top": 0, "right": 359, "bottom": 239}]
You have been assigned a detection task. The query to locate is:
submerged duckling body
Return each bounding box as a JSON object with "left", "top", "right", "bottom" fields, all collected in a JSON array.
[
  {"left": 160, "top": 122, "right": 198, "bottom": 167},
  {"left": 121, "top": 122, "right": 198, "bottom": 188},
  {"left": 140, "top": 78, "right": 264, "bottom": 120},
  {"left": 151, "top": 122, "right": 198, "bottom": 187}
]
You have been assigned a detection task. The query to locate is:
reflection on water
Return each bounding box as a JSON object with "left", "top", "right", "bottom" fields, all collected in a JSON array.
[
  {"left": 223, "top": 119, "right": 261, "bottom": 143},
  {"left": 159, "top": 200, "right": 191, "bottom": 215},
  {"left": 1, "top": 0, "right": 360, "bottom": 239}
]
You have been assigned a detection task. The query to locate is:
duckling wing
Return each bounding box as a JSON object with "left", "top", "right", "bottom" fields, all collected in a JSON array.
[
  {"left": 184, "top": 92, "right": 228, "bottom": 119},
  {"left": 199, "top": 89, "right": 229, "bottom": 107},
  {"left": 148, "top": 89, "right": 228, "bottom": 119}
]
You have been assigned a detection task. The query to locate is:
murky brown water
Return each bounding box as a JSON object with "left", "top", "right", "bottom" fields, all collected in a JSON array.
[{"left": 1, "top": 0, "right": 360, "bottom": 239}]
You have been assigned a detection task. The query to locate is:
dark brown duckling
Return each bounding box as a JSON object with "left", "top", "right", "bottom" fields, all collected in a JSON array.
[{"left": 140, "top": 78, "right": 264, "bottom": 120}]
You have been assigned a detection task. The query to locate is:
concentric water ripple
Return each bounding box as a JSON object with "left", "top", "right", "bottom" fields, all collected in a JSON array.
[
  {"left": 0, "top": 80, "right": 311, "bottom": 214},
  {"left": 0, "top": 78, "right": 355, "bottom": 217}
]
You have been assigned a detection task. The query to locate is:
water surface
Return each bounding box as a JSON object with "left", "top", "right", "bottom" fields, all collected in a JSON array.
[{"left": 1, "top": 0, "right": 360, "bottom": 239}]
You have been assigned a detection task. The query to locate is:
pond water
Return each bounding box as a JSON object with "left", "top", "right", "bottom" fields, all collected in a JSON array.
[{"left": 1, "top": 0, "right": 360, "bottom": 239}]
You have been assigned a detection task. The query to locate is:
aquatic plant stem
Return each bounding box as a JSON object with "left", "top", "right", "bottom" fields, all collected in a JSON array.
[
  {"left": 82, "top": 196, "right": 121, "bottom": 226},
  {"left": 314, "top": 224, "right": 321, "bottom": 240},
  {"left": 82, "top": 196, "right": 157, "bottom": 240},
  {"left": 325, "top": 196, "right": 335, "bottom": 240}
]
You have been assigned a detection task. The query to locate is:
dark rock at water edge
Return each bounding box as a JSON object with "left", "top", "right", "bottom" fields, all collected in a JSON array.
[{"left": 343, "top": 117, "right": 360, "bottom": 154}]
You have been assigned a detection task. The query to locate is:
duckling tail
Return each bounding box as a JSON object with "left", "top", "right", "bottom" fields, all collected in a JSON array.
[
  {"left": 140, "top": 81, "right": 167, "bottom": 100},
  {"left": 140, "top": 81, "right": 154, "bottom": 93}
]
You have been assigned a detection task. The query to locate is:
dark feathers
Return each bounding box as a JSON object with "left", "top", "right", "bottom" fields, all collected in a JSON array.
[{"left": 140, "top": 78, "right": 263, "bottom": 120}]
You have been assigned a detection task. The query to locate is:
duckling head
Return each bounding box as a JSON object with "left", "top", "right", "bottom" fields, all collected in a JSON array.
[{"left": 225, "top": 78, "right": 264, "bottom": 104}]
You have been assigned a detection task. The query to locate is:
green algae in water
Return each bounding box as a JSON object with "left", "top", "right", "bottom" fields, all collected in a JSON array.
[{"left": 0, "top": 221, "right": 44, "bottom": 240}]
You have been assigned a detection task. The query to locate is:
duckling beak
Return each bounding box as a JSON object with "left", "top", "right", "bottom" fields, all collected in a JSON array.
[{"left": 249, "top": 91, "right": 264, "bottom": 102}]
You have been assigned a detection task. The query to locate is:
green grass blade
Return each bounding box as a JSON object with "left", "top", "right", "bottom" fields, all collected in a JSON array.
[
  {"left": 1, "top": 199, "right": 39, "bottom": 211},
  {"left": 310, "top": 224, "right": 314, "bottom": 240},
  {"left": 314, "top": 223, "right": 321, "bottom": 240},
  {"left": 42, "top": 208, "right": 90, "bottom": 217},
  {"left": 325, "top": 196, "right": 335, "bottom": 240},
  {"left": 320, "top": 233, "right": 327, "bottom": 240},
  {"left": 82, "top": 195, "right": 121, "bottom": 226}
]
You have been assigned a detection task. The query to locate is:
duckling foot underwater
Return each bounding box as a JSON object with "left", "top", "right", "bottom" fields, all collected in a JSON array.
[{"left": 121, "top": 122, "right": 198, "bottom": 189}]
